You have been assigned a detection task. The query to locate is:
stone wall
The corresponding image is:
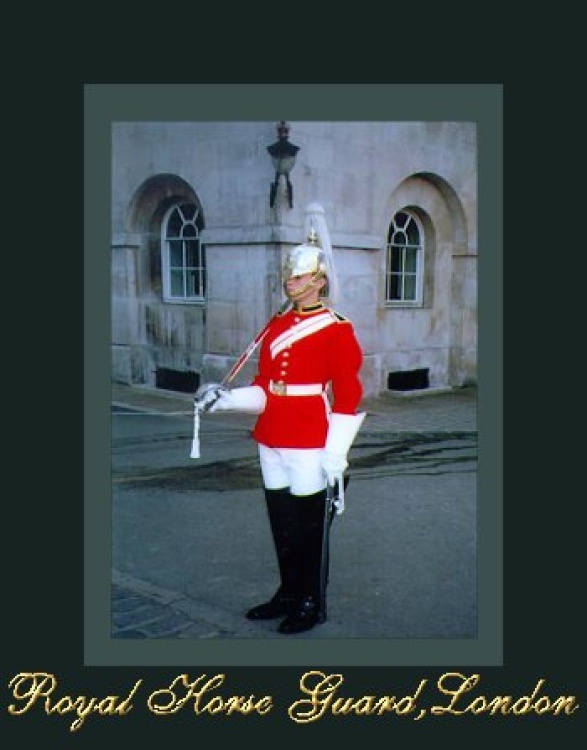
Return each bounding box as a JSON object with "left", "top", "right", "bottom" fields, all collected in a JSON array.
[{"left": 111, "top": 121, "right": 477, "bottom": 397}]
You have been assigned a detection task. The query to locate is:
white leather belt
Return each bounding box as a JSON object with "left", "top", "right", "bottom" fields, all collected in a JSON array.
[{"left": 269, "top": 380, "right": 324, "bottom": 396}]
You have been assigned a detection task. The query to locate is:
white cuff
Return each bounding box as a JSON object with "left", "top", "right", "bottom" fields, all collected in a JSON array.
[
  {"left": 324, "top": 412, "right": 367, "bottom": 456},
  {"left": 322, "top": 412, "right": 366, "bottom": 494},
  {"left": 210, "top": 385, "right": 267, "bottom": 414}
]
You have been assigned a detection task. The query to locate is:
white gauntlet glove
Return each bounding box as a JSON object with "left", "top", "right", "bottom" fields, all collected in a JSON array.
[
  {"left": 322, "top": 411, "right": 367, "bottom": 513},
  {"left": 191, "top": 384, "right": 267, "bottom": 459},
  {"left": 194, "top": 383, "right": 227, "bottom": 412},
  {"left": 198, "top": 384, "right": 267, "bottom": 414}
]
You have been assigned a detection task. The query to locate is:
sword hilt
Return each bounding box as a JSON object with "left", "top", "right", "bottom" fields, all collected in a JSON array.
[{"left": 194, "top": 382, "right": 229, "bottom": 413}]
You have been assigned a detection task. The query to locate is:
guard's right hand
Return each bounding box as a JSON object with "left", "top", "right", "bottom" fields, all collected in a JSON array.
[
  {"left": 195, "top": 384, "right": 267, "bottom": 414},
  {"left": 194, "top": 383, "right": 228, "bottom": 413}
]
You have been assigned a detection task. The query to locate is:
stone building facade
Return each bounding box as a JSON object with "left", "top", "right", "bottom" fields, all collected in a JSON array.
[{"left": 111, "top": 120, "right": 477, "bottom": 398}]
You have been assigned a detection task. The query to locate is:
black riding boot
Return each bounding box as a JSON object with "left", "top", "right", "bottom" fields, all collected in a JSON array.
[
  {"left": 246, "top": 488, "right": 302, "bottom": 620},
  {"left": 278, "top": 488, "right": 330, "bottom": 634}
]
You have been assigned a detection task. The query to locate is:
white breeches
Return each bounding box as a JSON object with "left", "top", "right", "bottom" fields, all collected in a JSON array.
[{"left": 258, "top": 444, "right": 326, "bottom": 496}]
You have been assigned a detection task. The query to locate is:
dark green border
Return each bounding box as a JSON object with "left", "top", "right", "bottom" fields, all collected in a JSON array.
[{"left": 85, "top": 83, "right": 502, "bottom": 666}]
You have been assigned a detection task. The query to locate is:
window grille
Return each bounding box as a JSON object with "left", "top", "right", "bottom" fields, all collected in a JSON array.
[
  {"left": 385, "top": 211, "right": 423, "bottom": 305},
  {"left": 161, "top": 202, "right": 206, "bottom": 302}
]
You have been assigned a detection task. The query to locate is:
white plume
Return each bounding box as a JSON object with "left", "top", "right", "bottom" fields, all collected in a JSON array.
[{"left": 304, "top": 202, "right": 340, "bottom": 305}]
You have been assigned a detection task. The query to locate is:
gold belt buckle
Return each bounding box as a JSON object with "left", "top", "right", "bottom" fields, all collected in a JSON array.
[{"left": 272, "top": 380, "right": 287, "bottom": 396}]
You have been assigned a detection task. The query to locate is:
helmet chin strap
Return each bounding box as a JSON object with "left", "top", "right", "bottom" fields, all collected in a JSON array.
[{"left": 285, "top": 271, "right": 325, "bottom": 301}]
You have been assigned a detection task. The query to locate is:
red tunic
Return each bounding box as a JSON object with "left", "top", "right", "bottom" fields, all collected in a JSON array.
[{"left": 250, "top": 303, "right": 363, "bottom": 448}]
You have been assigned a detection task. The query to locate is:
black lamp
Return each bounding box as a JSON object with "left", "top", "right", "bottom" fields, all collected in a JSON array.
[{"left": 267, "top": 121, "right": 300, "bottom": 208}]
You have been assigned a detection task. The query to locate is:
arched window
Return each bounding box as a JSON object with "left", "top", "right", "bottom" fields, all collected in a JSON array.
[
  {"left": 385, "top": 210, "right": 424, "bottom": 305},
  {"left": 161, "top": 202, "right": 206, "bottom": 302}
]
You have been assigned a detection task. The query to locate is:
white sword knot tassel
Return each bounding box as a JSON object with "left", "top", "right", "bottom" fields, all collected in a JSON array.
[{"left": 190, "top": 383, "right": 228, "bottom": 459}]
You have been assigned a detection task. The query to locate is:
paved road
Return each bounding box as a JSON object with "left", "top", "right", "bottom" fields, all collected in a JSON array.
[{"left": 111, "top": 383, "right": 478, "bottom": 642}]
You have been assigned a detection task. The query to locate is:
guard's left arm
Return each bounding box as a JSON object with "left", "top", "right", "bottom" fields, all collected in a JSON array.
[{"left": 322, "top": 321, "right": 367, "bottom": 491}]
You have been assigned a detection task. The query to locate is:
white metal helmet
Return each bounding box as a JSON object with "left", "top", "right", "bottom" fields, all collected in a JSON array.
[{"left": 283, "top": 202, "right": 340, "bottom": 304}]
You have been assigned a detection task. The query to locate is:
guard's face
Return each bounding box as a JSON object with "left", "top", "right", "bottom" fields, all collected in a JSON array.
[
  {"left": 284, "top": 272, "right": 326, "bottom": 304},
  {"left": 285, "top": 272, "right": 315, "bottom": 295}
]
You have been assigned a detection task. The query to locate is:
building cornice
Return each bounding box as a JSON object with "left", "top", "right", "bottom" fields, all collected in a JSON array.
[{"left": 200, "top": 226, "right": 382, "bottom": 250}]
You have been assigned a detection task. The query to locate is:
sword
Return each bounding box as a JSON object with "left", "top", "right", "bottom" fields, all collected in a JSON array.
[
  {"left": 318, "top": 475, "right": 350, "bottom": 623},
  {"left": 190, "top": 299, "right": 292, "bottom": 458},
  {"left": 193, "top": 298, "right": 291, "bottom": 414}
]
